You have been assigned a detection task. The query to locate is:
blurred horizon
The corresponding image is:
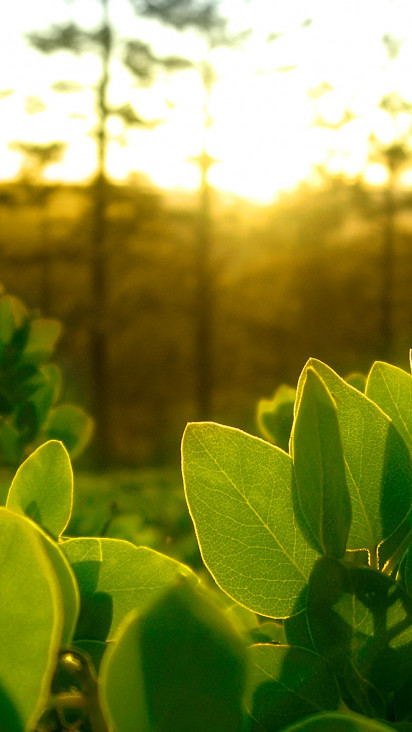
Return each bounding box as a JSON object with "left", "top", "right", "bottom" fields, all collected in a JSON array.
[{"left": 2, "top": 0, "right": 412, "bottom": 202}]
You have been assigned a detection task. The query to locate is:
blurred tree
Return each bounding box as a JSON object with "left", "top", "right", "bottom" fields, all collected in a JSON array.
[
  {"left": 26, "top": 0, "right": 221, "bottom": 462},
  {"left": 307, "top": 31, "right": 412, "bottom": 361},
  {"left": 137, "top": 0, "right": 252, "bottom": 420},
  {"left": 7, "top": 141, "right": 66, "bottom": 314}
]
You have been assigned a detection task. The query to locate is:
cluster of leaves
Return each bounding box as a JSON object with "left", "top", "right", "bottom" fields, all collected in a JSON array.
[
  {"left": 0, "top": 291, "right": 93, "bottom": 465},
  {"left": 0, "top": 440, "right": 252, "bottom": 731},
  {"left": 182, "top": 355, "right": 412, "bottom": 730},
  {"left": 5, "top": 353, "right": 412, "bottom": 730}
]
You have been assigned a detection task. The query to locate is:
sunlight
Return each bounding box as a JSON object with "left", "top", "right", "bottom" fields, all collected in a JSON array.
[{"left": 1, "top": 0, "right": 412, "bottom": 199}]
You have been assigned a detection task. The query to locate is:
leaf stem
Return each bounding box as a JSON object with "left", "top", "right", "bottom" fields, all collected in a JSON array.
[
  {"left": 369, "top": 545, "right": 378, "bottom": 570},
  {"left": 381, "top": 526, "right": 412, "bottom": 576}
]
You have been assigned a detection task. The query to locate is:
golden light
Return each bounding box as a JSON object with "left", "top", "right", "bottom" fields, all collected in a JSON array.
[{"left": 1, "top": 0, "right": 412, "bottom": 199}]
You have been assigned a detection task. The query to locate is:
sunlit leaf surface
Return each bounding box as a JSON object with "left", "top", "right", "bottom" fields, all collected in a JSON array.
[
  {"left": 6, "top": 440, "right": 73, "bottom": 539},
  {"left": 63, "top": 536, "right": 196, "bottom": 641},
  {"left": 182, "top": 422, "right": 317, "bottom": 618}
]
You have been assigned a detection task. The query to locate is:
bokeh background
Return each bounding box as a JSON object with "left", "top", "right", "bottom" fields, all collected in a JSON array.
[{"left": 1, "top": 0, "right": 412, "bottom": 468}]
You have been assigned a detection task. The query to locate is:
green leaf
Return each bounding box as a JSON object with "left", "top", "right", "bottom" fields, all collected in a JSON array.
[
  {"left": 282, "top": 711, "right": 397, "bottom": 731},
  {"left": 45, "top": 404, "right": 94, "bottom": 459},
  {"left": 0, "top": 507, "right": 64, "bottom": 731},
  {"left": 182, "top": 422, "right": 317, "bottom": 618},
  {"left": 41, "top": 363, "right": 62, "bottom": 402},
  {"left": 345, "top": 372, "right": 366, "bottom": 393},
  {"left": 246, "top": 644, "right": 340, "bottom": 731},
  {"left": 0, "top": 295, "right": 27, "bottom": 347},
  {"left": 257, "top": 384, "right": 296, "bottom": 451},
  {"left": 37, "top": 529, "right": 80, "bottom": 647},
  {"left": 366, "top": 361, "right": 412, "bottom": 455},
  {"left": 284, "top": 609, "right": 316, "bottom": 653},
  {"left": 296, "top": 359, "right": 412, "bottom": 556},
  {"left": 307, "top": 556, "right": 412, "bottom": 696},
  {"left": 291, "top": 368, "right": 351, "bottom": 558},
  {"left": 62, "top": 537, "right": 196, "bottom": 641},
  {"left": 100, "top": 580, "right": 247, "bottom": 732},
  {"left": 20, "top": 318, "right": 61, "bottom": 364},
  {"left": 403, "top": 545, "right": 412, "bottom": 595},
  {"left": 0, "top": 420, "right": 22, "bottom": 464},
  {"left": 6, "top": 440, "right": 73, "bottom": 539}
]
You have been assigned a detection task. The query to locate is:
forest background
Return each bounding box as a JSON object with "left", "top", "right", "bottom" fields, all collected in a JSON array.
[{"left": 1, "top": 0, "right": 412, "bottom": 469}]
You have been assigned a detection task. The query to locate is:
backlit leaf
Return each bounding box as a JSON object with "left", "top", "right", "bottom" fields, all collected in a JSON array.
[
  {"left": 246, "top": 644, "right": 340, "bottom": 731},
  {"left": 45, "top": 404, "right": 94, "bottom": 459},
  {"left": 257, "top": 384, "right": 296, "bottom": 451},
  {"left": 0, "top": 508, "right": 64, "bottom": 731},
  {"left": 291, "top": 368, "right": 351, "bottom": 558},
  {"left": 296, "top": 359, "right": 412, "bottom": 555},
  {"left": 182, "top": 422, "right": 317, "bottom": 618},
  {"left": 366, "top": 361, "right": 412, "bottom": 455},
  {"left": 6, "top": 440, "right": 73, "bottom": 539},
  {"left": 100, "top": 581, "right": 247, "bottom": 732},
  {"left": 62, "top": 537, "right": 196, "bottom": 641}
]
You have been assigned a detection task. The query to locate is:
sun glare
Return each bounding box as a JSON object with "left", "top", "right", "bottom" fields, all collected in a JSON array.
[{"left": 1, "top": 0, "right": 412, "bottom": 199}]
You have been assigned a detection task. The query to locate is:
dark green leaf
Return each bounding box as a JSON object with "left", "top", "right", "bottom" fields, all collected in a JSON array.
[
  {"left": 72, "top": 640, "right": 107, "bottom": 675},
  {"left": 246, "top": 644, "right": 340, "bottom": 731},
  {"left": 100, "top": 580, "right": 247, "bottom": 732},
  {"left": 282, "top": 711, "right": 397, "bottom": 731},
  {"left": 0, "top": 295, "right": 27, "bottom": 347},
  {"left": 307, "top": 556, "right": 412, "bottom": 697}
]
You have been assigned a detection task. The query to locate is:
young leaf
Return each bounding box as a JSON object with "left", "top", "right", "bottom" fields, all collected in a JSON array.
[
  {"left": 62, "top": 537, "right": 196, "bottom": 641},
  {"left": 246, "top": 644, "right": 340, "bottom": 731},
  {"left": 0, "top": 508, "right": 64, "bottom": 731},
  {"left": 0, "top": 295, "right": 27, "bottom": 346},
  {"left": 182, "top": 422, "right": 317, "bottom": 618},
  {"left": 366, "top": 361, "right": 412, "bottom": 455},
  {"left": 20, "top": 318, "right": 61, "bottom": 364},
  {"left": 6, "top": 440, "right": 73, "bottom": 539},
  {"left": 291, "top": 368, "right": 351, "bottom": 558},
  {"left": 345, "top": 372, "right": 366, "bottom": 393},
  {"left": 37, "top": 528, "right": 80, "bottom": 647},
  {"left": 44, "top": 404, "right": 94, "bottom": 458},
  {"left": 281, "top": 711, "right": 397, "bottom": 731},
  {"left": 295, "top": 359, "right": 412, "bottom": 557},
  {"left": 257, "top": 384, "right": 296, "bottom": 451},
  {"left": 100, "top": 581, "right": 247, "bottom": 732}
]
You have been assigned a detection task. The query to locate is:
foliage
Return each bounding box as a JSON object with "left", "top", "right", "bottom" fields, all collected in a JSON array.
[
  {"left": 0, "top": 440, "right": 251, "bottom": 731},
  {"left": 0, "top": 290, "right": 93, "bottom": 465},
  {"left": 5, "top": 353, "right": 412, "bottom": 730},
  {"left": 182, "top": 355, "right": 412, "bottom": 730}
]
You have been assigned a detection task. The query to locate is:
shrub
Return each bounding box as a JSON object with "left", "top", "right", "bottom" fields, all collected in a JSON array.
[
  {"left": 182, "top": 356, "right": 412, "bottom": 730},
  {"left": 0, "top": 290, "right": 93, "bottom": 465},
  {"left": 3, "top": 354, "right": 412, "bottom": 731}
]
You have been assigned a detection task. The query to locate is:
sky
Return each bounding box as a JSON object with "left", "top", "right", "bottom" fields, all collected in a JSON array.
[{"left": 1, "top": 0, "right": 412, "bottom": 202}]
